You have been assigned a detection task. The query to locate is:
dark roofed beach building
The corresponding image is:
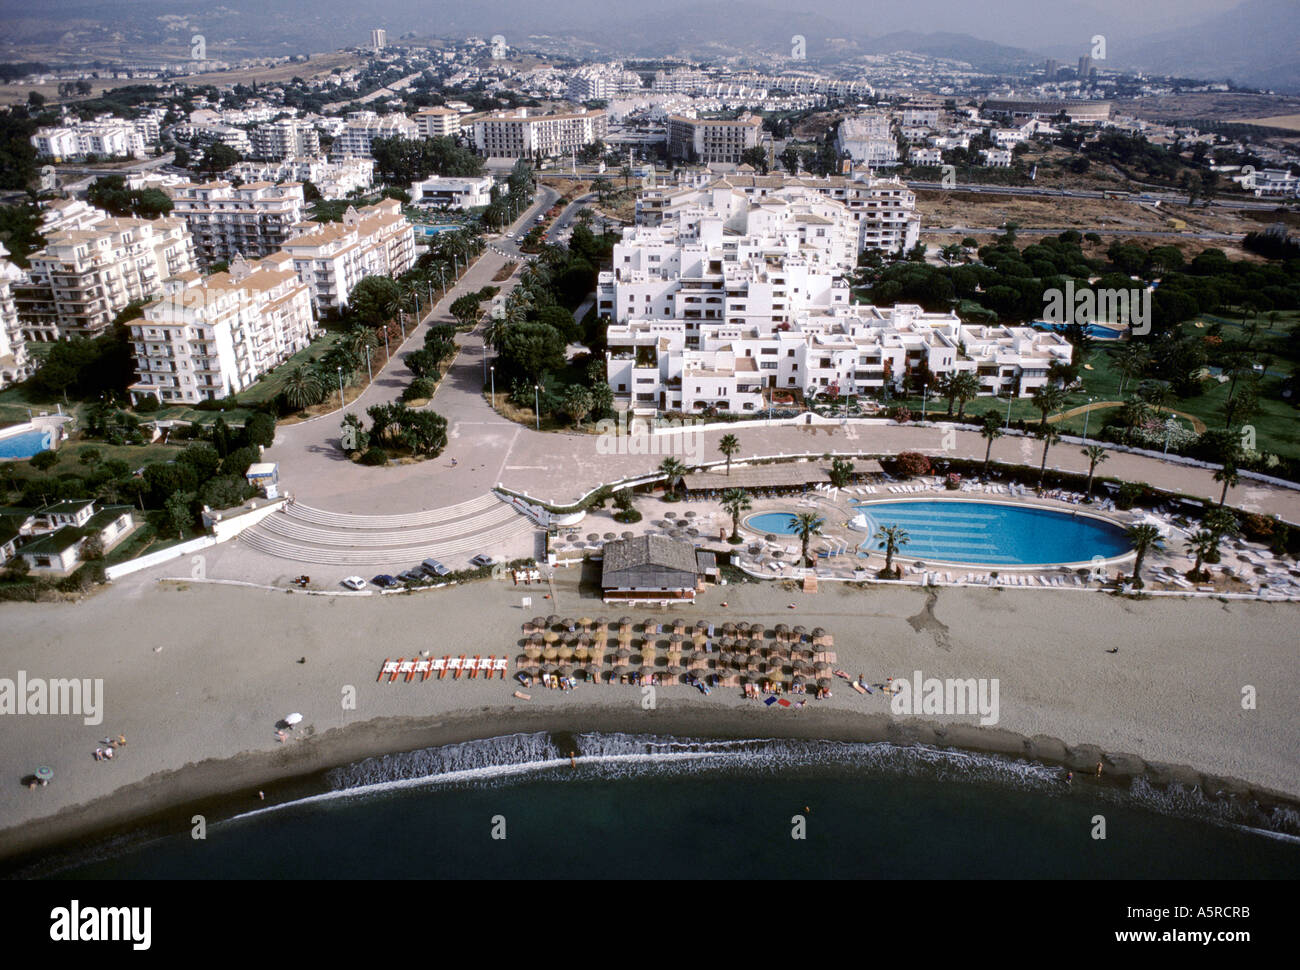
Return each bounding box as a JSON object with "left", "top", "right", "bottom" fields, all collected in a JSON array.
[{"left": 601, "top": 535, "right": 708, "bottom": 604}]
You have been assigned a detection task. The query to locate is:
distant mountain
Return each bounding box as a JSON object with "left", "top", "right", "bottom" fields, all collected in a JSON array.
[
  {"left": 1113, "top": 0, "right": 1300, "bottom": 92},
  {"left": 859, "top": 32, "right": 1038, "bottom": 72}
]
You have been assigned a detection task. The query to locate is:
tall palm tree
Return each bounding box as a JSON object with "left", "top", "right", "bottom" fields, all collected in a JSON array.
[
  {"left": 794, "top": 511, "right": 825, "bottom": 567},
  {"left": 1036, "top": 424, "right": 1062, "bottom": 489},
  {"left": 721, "top": 488, "right": 752, "bottom": 543},
  {"left": 1082, "top": 444, "right": 1108, "bottom": 499},
  {"left": 1030, "top": 383, "right": 1067, "bottom": 429},
  {"left": 1115, "top": 343, "right": 1151, "bottom": 395},
  {"left": 1126, "top": 523, "right": 1163, "bottom": 588},
  {"left": 718, "top": 433, "right": 740, "bottom": 475},
  {"left": 658, "top": 457, "right": 688, "bottom": 500},
  {"left": 980, "top": 413, "right": 1003, "bottom": 478},
  {"left": 873, "top": 524, "right": 910, "bottom": 578},
  {"left": 282, "top": 366, "right": 324, "bottom": 411},
  {"left": 1214, "top": 459, "right": 1239, "bottom": 506},
  {"left": 951, "top": 372, "right": 981, "bottom": 421}
]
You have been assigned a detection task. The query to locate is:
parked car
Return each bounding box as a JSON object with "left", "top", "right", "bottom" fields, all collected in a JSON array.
[
  {"left": 341, "top": 576, "right": 367, "bottom": 590},
  {"left": 398, "top": 569, "right": 425, "bottom": 584},
  {"left": 421, "top": 558, "right": 451, "bottom": 577},
  {"left": 469, "top": 554, "right": 496, "bottom": 569},
  {"left": 371, "top": 574, "right": 398, "bottom": 589}
]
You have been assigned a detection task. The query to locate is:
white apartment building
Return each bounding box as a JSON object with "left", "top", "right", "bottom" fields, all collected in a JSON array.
[
  {"left": 249, "top": 119, "right": 321, "bottom": 160},
  {"left": 1245, "top": 168, "right": 1300, "bottom": 198},
  {"left": 908, "top": 147, "right": 943, "bottom": 166},
  {"left": 225, "top": 157, "right": 375, "bottom": 200},
  {"left": 279, "top": 199, "right": 415, "bottom": 315},
  {"left": 167, "top": 180, "right": 306, "bottom": 265},
  {"left": 991, "top": 128, "right": 1029, "bottom": 148},
  {"left": 410, "top": 175, "right": 493, "bottom": 209},
  {"left": 330, "top": 110, "right": 419, "bottom": 159},
  {"left": 901, "top": 105, "right": 942, "bottom": 128},
  {"left": 638, "top": 170, "right": 920, "bottom": 254},
  {"left": 0, "top": 244, "right": 31, "bottom": 389},
  {"left": 835, "top": 114, "right": 899, "bottom": 168},
  {"left": 666, "top": 113, "right": 763, "bottom": 165},
  {"left": 470, "top": 108, "right": 608, "bottom": 159},
  {"left": 31, "top": 119, "right": 152, "bottom": 161},
  {"left": 37, "top": 198, "right": 108, "bottom": 237},
  {"left": 17, "top": 216, "right": 198, "bottom": 342},
  {"left": 566, "top": 64, "right": 643, "bottom": 102},
  {"left": 128, "top": 252, "right": 315, "bottom": 405},
  {"left": 606, "top": 304, "right": 1073, "bottom": 415},
  {"left": 412, "top": 107, "right": 462, "bottom": 138},
  {"left": 980, "top": 148, "right": 1013, "bottom": 167}
]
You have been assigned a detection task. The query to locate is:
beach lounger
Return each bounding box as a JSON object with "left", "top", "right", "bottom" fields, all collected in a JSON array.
[
  {"left": 450, "top": 655, "right": 464, "bottom": 679},
  {"left": 433, "top": 657, "right": 447, "bottom": 677},
  {"left": 388, "top": 658, "right": 405, "bottom": 684},
  {"left": 494, "top": 657, "right": 508, "bottom": 678},
  {"left": 513, "top": 691, "right": 531, "bottom": 701},
  {"left": 416, "top": 659, "right": 431, "bottom": 681},
  {"left": 401, "top": 660, "right": 416, "bottom": 682},
  {"left": 379, "top": 659, "right": 398, "bottom": 683}
]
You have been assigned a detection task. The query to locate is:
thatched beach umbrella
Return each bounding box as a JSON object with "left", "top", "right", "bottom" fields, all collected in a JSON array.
[
  {"left": 736, "top": 621, "right": 750, "bottom": 635},
  {"left": 574, "top": 645, "right": 590, "bottom": 663},
  {"left": 639, "top": 665, "right": 654, "bottom": 681},
  {"left": 619, "top": 617, "right": 633, "bottom": 633},
  {"left": 546, "top": 614, "right": 559, "bottom": 628},
  {"left": 559, "top": 663, "right": 574, "bottom": 679},
  {"left": 749, "top": 623, "right": 765, "bottom": 640},
  {"left": 524, "top": 643, "right": 542, "bottom": 660},
  {"left": 722, "top": 622, "right": 737, "bottom": 636},
  {"left": 793, "top": 625, "right": 807, "bottom": 639},
  {"left": 604, "top": 532, "right": 617, "bottom": 541},
  {"left": 585, "top": 663, "right": 603, "bottom": 682},
  {"left": 543, "top": 645, "right": 559, "bottom": 662},
  {"left": 774, "top": 623, "right": 790, "bottom": 642},
  {"left": 578, "top": 616, "right": 594, "bottom": 631},
  {"left": 817, "top": 677, "right": 832, "bottom": 690},
  {"left": 543, "top": 630, "right": 559, "bottom": 645},
  {"left": 532, "top": 617, "right": 547, "bottom": 631},
  {"left": 695, "top": 619, "right": 709, "bottom": 633},
  {"left": 665, "top": 511, "right": 677, "bottom": 520},
  {"left": 558, "top": 644, "right": 574, "bottom": 662},
  {"left": 611, "top": 664, "right": 629, "bottom": 680},
  {"left": 616, "top": 645, "right": 633, "bottom": 661},
  {"left": 643, "top": 618, "right": 658, "bottom": 634}
]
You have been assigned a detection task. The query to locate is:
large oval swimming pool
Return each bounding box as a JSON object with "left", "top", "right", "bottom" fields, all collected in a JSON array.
[{"left": 855, "top": 499, "right": 1132, "bottom": 566}]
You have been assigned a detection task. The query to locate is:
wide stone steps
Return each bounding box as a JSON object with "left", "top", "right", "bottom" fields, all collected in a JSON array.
[
  {"left": 286, "top": 492, "right": 499, "bottom": 529},
  {"left": 257, "top": 501, "right": 521, "bottom": 547}
]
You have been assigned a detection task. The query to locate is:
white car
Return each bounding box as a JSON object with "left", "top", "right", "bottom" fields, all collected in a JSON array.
[{"left": 341, "top": 576, "right": 367, "bottom": 590}]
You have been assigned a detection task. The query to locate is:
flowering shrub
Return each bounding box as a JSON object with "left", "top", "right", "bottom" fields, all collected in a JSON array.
[{"left": 945, "top": 473, "right": 961, "bottom": 490}]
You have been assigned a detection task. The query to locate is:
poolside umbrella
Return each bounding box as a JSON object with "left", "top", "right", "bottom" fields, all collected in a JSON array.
[
  {"left": 622, "top": 531, "right": 634, "bottom": 540},
  {"left": 817, "top": 677, "right": 832, "bottom": 690},
  {"left": 687, "top": 527, "right": 699, "bottom": 537},
  {"left": 748, "top": 543, "right": 763, "bottom": 555},
  {"left": 604, "top": 533, "right": 617, "bottom": 541},
  {"left": 765, "top": 534, "right": 777, "bottom": 543},
  {"left": 684, "top": 510, "right": 696, "bottom": 519},
  {"left": 665, "top": 511, "right": 677, "bottom": 519},
  {"left": 587, "top": 533, "right": 600, "bottom": 543},
  {"left": 285, "top": 713, "right": 303, "bottom": 726},
  {"left": 35, "top": 766, "right": 53, "bottom": 782}
]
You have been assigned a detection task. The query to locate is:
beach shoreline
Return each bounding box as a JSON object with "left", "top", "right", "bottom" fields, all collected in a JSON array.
[
  {"left": 2, "top": 576, "right": 1296, "bottom": 874},
  {"left": 5, "top": 704, "right": 1298, "bottom": 874}
]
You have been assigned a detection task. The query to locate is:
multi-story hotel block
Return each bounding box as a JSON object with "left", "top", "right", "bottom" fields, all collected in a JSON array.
[
  {"left": 412, "top": 107, "right": 462, "bottom": 139},
  {"left": 410, "top": 175, "right": 493, "bottom": 209},
  {"left": 127, "top": 252, "right": 316, "bottom": 405},
  {"left": 37, "top": 198, "right": 108, "bottom": 236},
  {"left": 17, "top": 216, "right": 198, "bottom": 342},
  {"left": 330, "top": 111, "right": 419, "bottom": 159},
  {"left": 31, "top": 118, "right": 155, "bottom": 161},
  {"left": 665, "top": 113, "right": 763, "bottom": 165},
  {"left": 225, "top": 157, "right": 375, "bottom": 200},
  {"left": 601, "top": 183, "right": 1067, "bottom": 415},
  {"left": 470, "top": 108, "right": 607, "bottom": 159},
  {"left": 249, "top": 119, "right": 321, "bottom": 160},
  {"left": 636, "top": 170, "right": 921, "bottom": 255},
  {"left": 279, "top": 199, "right": 415, "bottom": 315},
  {"left": 834, "top": 114, "right": 899, "bottom": 168},
  {"left": 166, "top": 180, "right": 307, "bottom": 265},
  {"left": 0, "top": 244, "right": 31, "bottom": 389}
]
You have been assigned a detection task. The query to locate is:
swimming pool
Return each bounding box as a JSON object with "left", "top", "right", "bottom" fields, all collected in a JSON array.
[
  {"left": 1030, "top": 320, "right": 1124, "bottom": 339},
  {"left": 855, "top": 499, "right": 1131, "bottom": 566},
  {"left": 745, "top": 511, "right": 809, "bottom": 536},
  {"left": 0, "top": 428, "right": 53, "bottom": 460}
]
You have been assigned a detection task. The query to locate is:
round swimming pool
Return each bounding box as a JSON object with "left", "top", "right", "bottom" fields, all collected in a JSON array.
[
  {"left": 856, "top": 499, "right": 1131, "bottom": 566},
  {"left": 745, "top": 511, "right": 808, "bottom": 535}
]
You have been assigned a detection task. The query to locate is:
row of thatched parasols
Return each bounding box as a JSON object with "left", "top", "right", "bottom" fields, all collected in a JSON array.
[
  {"left": 516, "top": 620, "right": 837, "bottom": 687},
  {"left": 520, "top": 615, "right": 834, "bottom": 647}
]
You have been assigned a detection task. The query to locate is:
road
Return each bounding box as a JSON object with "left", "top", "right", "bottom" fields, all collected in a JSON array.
[{"left": 908, "top": 180, "right": 1288, "bottom": 211}]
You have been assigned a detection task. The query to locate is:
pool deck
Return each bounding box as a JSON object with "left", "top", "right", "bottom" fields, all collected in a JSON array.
[{"left": 546, "top": 474, "right": 1300, "bottom": 600}]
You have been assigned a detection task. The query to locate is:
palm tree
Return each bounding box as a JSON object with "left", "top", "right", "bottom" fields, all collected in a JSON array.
[
  {"left": 1186, "top": 528, "right": 1218, "bottom": 581},
  {"left": 1082, "top": 444, "right": 1108, "bottom": 499},
  {"left": 721, "top": 488, "right": 752, "bottom": 543},
  {"left": 951, "top": 372, "right": 981, "bottom": 421},
  {"left": 658, "top": 457, "right": 688, "bottom": 500},
  {"left": 980, "top": 413, "right": 1003, "bottom": 478},
  {"left": 1030, "top": 383, "right": 1067, "bottom": 429},
  {"left": 1035, "top": 425, "right": 1061, "bottom": 489},
  {"left": 1115, "top": 343, "right": 1150, "bottom": 395},
  {"left": 794, "top": 511, "right": 826, "bottom": 567},
  {"left": 718, "top": 433, "right": 740, "bottom": 475},
  {"left": 873, "top": 524, "right": 910, "bottom": 578},
  {"left": 344, "top": 325, "right": 378, "bottom": 359},
  {"left": 1126, "top": 523, "right": 1163, "bottom": 588},
  {"left": 282, "top": 366, "right": 324, "bottom": 411},
  {"left": 1214, "top": 459, "right": 1239, "bottom": 506}
]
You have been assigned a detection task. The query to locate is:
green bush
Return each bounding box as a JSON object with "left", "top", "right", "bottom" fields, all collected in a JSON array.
[
  {"left": 360, "top": 446, "right": 389, "bottom": 466},
  {"left": 401, "top": 377, "right": 436, "bottom": 401},
  {"left": 134, "top": 394, "right": 160, "bottom": 413},
  {"left": 29, "top": 449, "right": 59, "bottom": 471}
]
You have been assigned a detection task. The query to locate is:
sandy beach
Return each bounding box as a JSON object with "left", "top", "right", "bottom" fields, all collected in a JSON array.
[{"left": 1, "top": 572, "right": 1297, "bottom": 866}]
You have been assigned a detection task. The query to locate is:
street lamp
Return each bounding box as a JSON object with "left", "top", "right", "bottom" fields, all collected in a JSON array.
[
  {"left": 1004, "top": 390, "right": 1013, "bottom": 429},
  {"left": 382, "top": 326, "right": 389, "bottom": 360},
  {"left": 1081, "top": 396, "right": 1094, "bottom": 443},
  {"left": 365, "top": 345, "right": 372, "bottom": 383},
  {"left": 921, "top": 383, "right": 928, "bottom": 420},
  {"left": 490, "top": 365, "right": 495, "bottom": 406},
  {"left": 534, "top": 384, "right": 540, "bottom": 431},
  {"left": 337, "top": 366, "right": 344, "bottom": 411}
]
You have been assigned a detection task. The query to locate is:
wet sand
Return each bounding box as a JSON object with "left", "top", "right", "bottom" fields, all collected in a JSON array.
[{"left": 1, "top": 573, "right": 1297, "bottom": 865}]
